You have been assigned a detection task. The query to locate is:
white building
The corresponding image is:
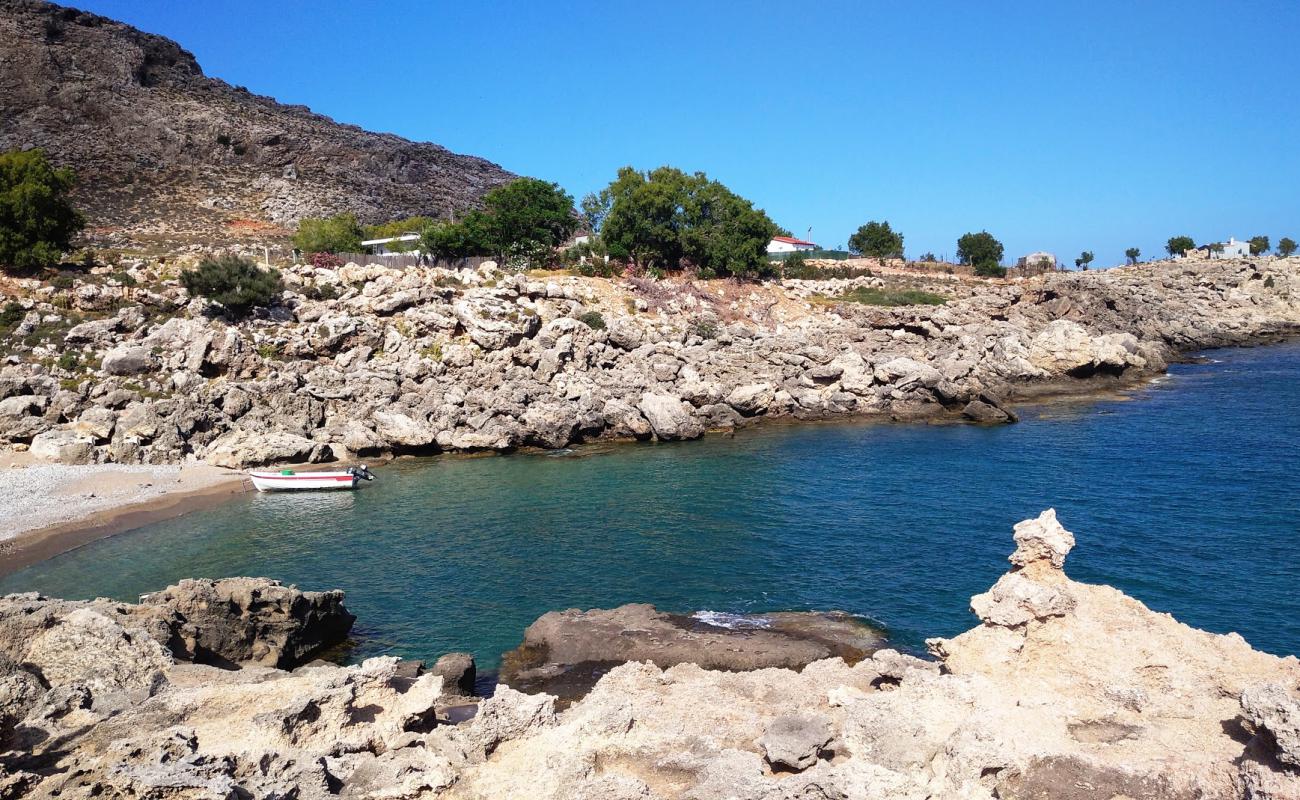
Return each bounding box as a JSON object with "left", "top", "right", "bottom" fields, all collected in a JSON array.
[
  {"left": 1016, "top": 251, "right": 1057, "bottom": 270},
  {"left": 361, "top": 234, "right": 421, "bottom": 256},
  {"left": 1194, "top": 237, "right": 1251, "bottom": 259},
  {"left": 766, "top": 235, "right": 818, "bottom": 254}
]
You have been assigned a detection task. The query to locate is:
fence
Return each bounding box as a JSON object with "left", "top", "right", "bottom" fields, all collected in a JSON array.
[{"left": 320, "top": 253, "right": 494, "bottom": 271}]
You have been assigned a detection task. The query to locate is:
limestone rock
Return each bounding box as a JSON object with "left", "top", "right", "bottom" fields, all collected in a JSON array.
[
  {"left": 204, "top": 427, "right": 324, "bottom": 468},
  {"left": 102, "top": 345, "right": 157, "bottom": 376},
  {"left": 1241, "top": 683, "right": 1300, "bottom": 769},
  {"left": 140, "top": 577, "right": 355, "bottom": 668},
  {"left": 1009, "top": 507, "right": 1075, "bottom": 569},
  {"left": 432, "top": 652, "right": 477, "bottom": 697},
  {"left": 636, "top": 393, "right": 704, "bottom": 440},
  {"left": 759, "top": 712, "right": 833, "bottom": 770},
  {"left": 28, "top": 428, "right": 94, "bottom": 464}
]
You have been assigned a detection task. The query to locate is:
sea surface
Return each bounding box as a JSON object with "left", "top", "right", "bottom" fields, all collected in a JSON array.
[{"left": 5, "top": 341, "right": 1299, "bottom": 668}]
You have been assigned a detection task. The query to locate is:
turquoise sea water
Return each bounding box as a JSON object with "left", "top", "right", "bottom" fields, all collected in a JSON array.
[{"left": 4, "top": 341, "right": 1299, "bottom": 667}]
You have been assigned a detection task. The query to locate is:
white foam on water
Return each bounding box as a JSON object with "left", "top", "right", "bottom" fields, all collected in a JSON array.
[{"left": 692, "top": 610, "right": 772, "bottom": 630}]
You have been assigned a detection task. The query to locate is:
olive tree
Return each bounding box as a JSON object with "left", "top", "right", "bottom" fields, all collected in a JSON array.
[
  {"left": 1249, "top": 235, "right": 1270, "bottom": 256},
  {"left": 1165, "top": 235, "right": 1195, "bottom": 257},
  {"left": 1278, "top": 237, "right": 1297, "bottom": 257},
  {"left": 1125, "top": 247, "right": 1141, "bottom": 265}
]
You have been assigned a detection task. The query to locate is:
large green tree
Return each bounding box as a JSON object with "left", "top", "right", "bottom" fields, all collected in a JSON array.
[
  {"left": 847, "top": 220, "right": 904, "bottom": 259},
  {"left": 473, "top": 178, "right": 577, "bottom": 263},
  {"left": 956, "top": 231, "right": 1004, "bottom": 276},
  {"left": 0, "top": 148, "right": 85, "bottom": 273},
  {"left": 294, "top": 213, "right": 364, "bottom": 254},
  {"left": 1249, "top": 235, "right": 1270, "bottom": 256},
  {"left": 1279, "top": 237, "right": 1297, "bottom": 258},
  {"left": 1125, "top": 247, "right": 1141, "bottom": 265},
  {"left": 600, "top": 166, "right": 778, "bottom": 279},
  {"left": 1076, "top": 250, "right": 1095, "bottom": 270},
  {"left": 1165, "top": 235, "right": 1195, "bottom": 257}
]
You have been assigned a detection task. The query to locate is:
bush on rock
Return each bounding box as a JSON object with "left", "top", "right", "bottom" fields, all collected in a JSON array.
[{"left": 180, "top": 255, "right": 283, "bottom": 318}]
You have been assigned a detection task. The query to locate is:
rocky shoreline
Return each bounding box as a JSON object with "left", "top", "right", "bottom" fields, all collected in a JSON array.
[
  {"left": 3, "top": 511, "right": 1299, "bottom": 798},
  {"left": 1, "top": 256, "right": 1297, "bottom": 468}
]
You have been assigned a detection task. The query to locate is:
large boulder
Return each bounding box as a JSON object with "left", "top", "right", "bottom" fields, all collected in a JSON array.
[
  {"left": 760, "top": 713, "right": 834, "bottom": 771},
  {"left": 203, "top": 427, "right": 324, "bottom": 468},
  {"left": 500, "top": 603, "right": 883, "bottom": 700},
  {"left": 102, "top": 346, "right": 158, "bottom": 376},
  {"left": 453, "top": 296, "right": 540, "bottom": 350},
  {"left": 636, "top": 393, "right": 704, "bottom": 440},
  {"left": 140, "top": 578, "right": 355, "bottom": 669},
  {"left": 28, "top": 428, "right": 94, "bottom": 464}
]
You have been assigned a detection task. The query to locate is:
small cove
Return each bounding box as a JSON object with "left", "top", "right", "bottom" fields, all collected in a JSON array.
[{"left": 4, "top": 341, "right": 1299, "bottom": 667}]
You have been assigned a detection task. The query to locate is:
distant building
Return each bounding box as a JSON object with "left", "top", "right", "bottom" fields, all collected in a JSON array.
[
  {"left": 767, "top": 236, "right": 818, "bottom": 254},
  {"left": 361, "top": 234, "right": 421, "bottom": 256},
  {"left": 1188, "top": 237, "right": 1251, "bottom": 259},
  {"left": 1016, "top": 251, "right": 1057, "bottom": 270}
]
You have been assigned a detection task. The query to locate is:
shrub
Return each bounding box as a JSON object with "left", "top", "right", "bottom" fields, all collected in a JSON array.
[
  {"left": 308, "top": 251, "right": 345, "bottom": 269},
  {"left": 109, "top": 270, "right": 136, "bottom": 287},
  {"left": 688, "top": 317, "right": 719, "bottom": 339},
  {"left": 180, "top": 255, "right": 283, "bottom": 317},
  {"left": 830, "top": 287, "right": 948, "bottom": 306},
  {"left": 781, "top": 252, "right": 817, "bottom": 279},
  {"left": 576, "top": 310, "right": 606, "bottom": 330},
  {"left": 303, "top": 281, "right": 339, "bottom": 301},
  {"left": 57, "top": 350, "right": 80, "bottom": 371},
  {"left": 293, "top": 213, "right": 363, "bottom": 254},
  {"left": 50, "top": 273, "right": 74, "bottom": 290},
  {"left": 0, "top": 149, "right": 86, "bottom": 273},
  {"left": 973, "top": 262, "right": 1007, "bottom": 277},
  {"left": 0, "top": 301, "right": 24, "bottom": 330}
]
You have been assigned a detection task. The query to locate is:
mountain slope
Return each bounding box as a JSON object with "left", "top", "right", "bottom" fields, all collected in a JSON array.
[{"left": 0, "top": 0, "right": 516, "bottom": 246}]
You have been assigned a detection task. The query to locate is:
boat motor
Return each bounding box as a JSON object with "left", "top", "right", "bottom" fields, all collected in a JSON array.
[{"left": 349, "top": 464, "right": 376, "bottom": 481}]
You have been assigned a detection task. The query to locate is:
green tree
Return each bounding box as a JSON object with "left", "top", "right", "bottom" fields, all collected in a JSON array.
[
  {"left": 1278, "top": 237, "right": 1297, "bottom": 258},
  {"left": 1165, "top": 235, "right": 1195, "bottom": 257},
  {"left": 1249, "top": 235, "right": 1270, "bottom": 256},
  {"left": 1125, "top": 247, "right": 1140, "bottom": 265},
  {"left": 600, "top": 166, "right": 778, "bottom": 279},
  {"left": 365, "top": 216, "right": 438, "bottom": 241},
  {"left": 847, "top": 220, "right": 904, "bottom": 259},
  {"left": 472, "top": 177, "right": 577, "bottom": 264},
  {"left": 180, "top": 255, "right": 283, "bottom": 318},
  {"left": 0, "top": 148, "right": 85, "bottom": 273},
  {"left": 1075, "top": 251, "right": 1094, "bottom": 270},
  {"left": 580, "top": 191, "right": 610, "bottom": 234},
  {"left": 419, "top": 218, "right": 488, "bottom": 260},
  {"left": 956, "top": 231, "right": 1004, "bottom": 276},
  {"left": 294, "top": 213, "right": 364, "bottom": 254}
]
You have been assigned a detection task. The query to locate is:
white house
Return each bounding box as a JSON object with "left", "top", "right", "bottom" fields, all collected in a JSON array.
[
  {"left": 1192, "top": 237, "right": 1251, "bottom": 259},
  {"left": 361, "top": 234, "right": 421, "bottom": 256},
  {"left": 766, "top": 235, "right": 818, "bottom": 254}
]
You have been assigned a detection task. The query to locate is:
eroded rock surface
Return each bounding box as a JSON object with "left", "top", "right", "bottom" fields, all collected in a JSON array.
[
  {"left": 3, "top": 514, "right": 1300, "bottom": 799},
  {"left": 3, "top": 257, "right": 1298, "bottom": 468}
]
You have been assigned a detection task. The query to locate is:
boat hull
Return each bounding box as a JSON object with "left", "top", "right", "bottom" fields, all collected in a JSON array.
[{"left": 248, "top": 471, "right": 360, "bottom": 492}]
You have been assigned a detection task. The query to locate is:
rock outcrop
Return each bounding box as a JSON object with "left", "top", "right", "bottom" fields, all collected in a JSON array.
[
  {"left": 3, "top": 513, "right": 1299, "bottom": 798},
  {"left": 500, "top": 604, "right": 883, "bottom": 699},
  {"left": 0, "top": 0, "right": 514, "bottom": 244},
  {"left": 4, "top": 256, "right": 1298, "bottom": 468}
]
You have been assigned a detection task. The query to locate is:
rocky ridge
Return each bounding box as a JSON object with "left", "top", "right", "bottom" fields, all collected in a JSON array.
[
  {"left": 2, "top": 256, "right": 1297, "bottom": 468},
  {"left": 0, "top": 0, "right": 515, "bottom": 244},
  {"left": 3, "top": 512, "right": 1299, "bottom": 798}
]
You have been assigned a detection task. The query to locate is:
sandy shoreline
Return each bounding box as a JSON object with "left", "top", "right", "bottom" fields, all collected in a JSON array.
[{"left": 0, "top": 456, "right": 248, "bottom": 577}]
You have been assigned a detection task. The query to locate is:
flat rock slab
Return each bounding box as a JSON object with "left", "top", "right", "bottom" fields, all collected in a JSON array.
[{"left": 499, "top": 603, "right": 884, "bottom": 700}]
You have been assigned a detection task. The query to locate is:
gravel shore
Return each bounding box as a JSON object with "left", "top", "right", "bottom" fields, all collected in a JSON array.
[{"left": 0, "top": 459, "right": 242, "bottom": 542}]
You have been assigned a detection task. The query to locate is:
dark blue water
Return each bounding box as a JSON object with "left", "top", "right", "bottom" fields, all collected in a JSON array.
[{"left": 4, "top": 341, "right": 1299, "bottom": 666}]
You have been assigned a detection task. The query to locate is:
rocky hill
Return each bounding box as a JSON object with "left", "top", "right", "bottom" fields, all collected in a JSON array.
[{"left": 0, "top": 0, "right": 515, "bottom": 247}]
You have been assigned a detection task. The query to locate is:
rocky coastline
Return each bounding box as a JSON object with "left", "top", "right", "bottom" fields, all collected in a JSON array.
[
  {"left": 2, "top": 256, "right": 1298, "bottom": 469},
  {"left": 3, "top": 511, "right": 1299, "bottom": 798}
]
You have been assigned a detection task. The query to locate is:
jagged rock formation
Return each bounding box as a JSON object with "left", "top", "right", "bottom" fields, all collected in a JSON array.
[
  {"left": 1, "top": 256, "right": 1298, "bottom": 467},
  {"left": 3, "top": 512, "right": 1298, "bottom": 798},
  {"left": 0, "top": 0, "right": 514, "bottom": 243}
]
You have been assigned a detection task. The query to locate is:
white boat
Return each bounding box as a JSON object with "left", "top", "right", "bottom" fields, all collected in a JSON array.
[{"left": 248, "top": 465, "right": 375, "bottom": 492}]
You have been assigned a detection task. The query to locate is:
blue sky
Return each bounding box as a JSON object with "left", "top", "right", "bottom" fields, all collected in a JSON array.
[{"left": 76, "top": 0, "right": 1300, "bottom": 267}]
